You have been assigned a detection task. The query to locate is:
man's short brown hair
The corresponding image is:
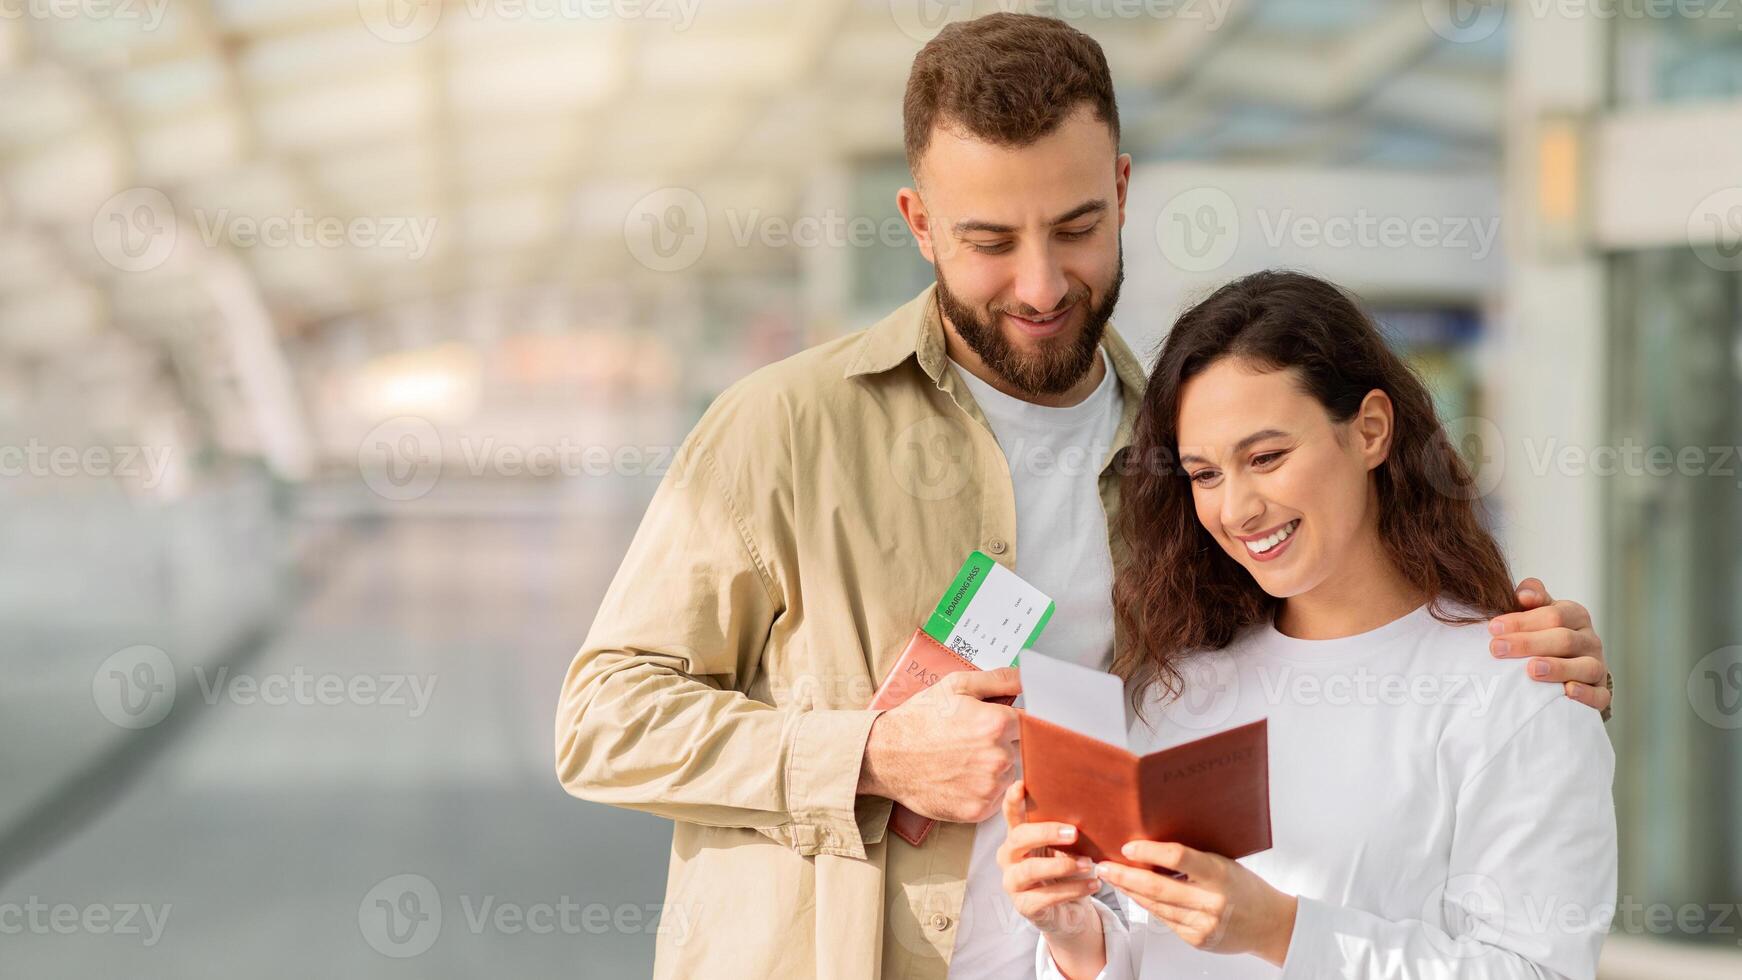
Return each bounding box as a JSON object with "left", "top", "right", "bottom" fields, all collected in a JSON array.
[{"left": 902, "top": 13, "right": 1120, "bottom": 177}]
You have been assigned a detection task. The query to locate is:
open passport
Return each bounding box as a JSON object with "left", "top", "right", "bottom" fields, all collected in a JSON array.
[
  {"left": 1019, "top": 650, "right": 1273, "bottom": 867},
  {"left": 868, "top": 551, "right": 1272, "bottom": 860}
]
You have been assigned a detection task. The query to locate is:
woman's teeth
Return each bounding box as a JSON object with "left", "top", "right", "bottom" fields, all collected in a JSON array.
[{"left": 1245, "top": 519, "right": 1299, "bottom": 556}]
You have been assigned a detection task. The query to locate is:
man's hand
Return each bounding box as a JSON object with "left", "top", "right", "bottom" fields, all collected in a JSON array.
[
  {"left": 857, "top": 666, "right": 1021, "bottom": 823},
  {"left": 1489, "top": 577, "right": 1611, "bottom": 716}
]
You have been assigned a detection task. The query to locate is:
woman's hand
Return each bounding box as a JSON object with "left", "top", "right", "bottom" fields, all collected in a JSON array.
[
  {"left": 1095, "top": 841, "right": 1299, "bottom": 967},
  {"left": 995, "top": 780, "right": 1107, "bottom": 976}
]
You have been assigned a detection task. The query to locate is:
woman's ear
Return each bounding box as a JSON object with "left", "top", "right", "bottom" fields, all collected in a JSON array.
[{"left": 1356, "top": 389, "right": 1394, "bottom": 470}]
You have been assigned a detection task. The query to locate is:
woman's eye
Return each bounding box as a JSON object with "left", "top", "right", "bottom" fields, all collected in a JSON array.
[
  {"left": 1252, "top": 451, "right": 1286, "bottom": 468},
  {"left": 1189, "top": 470, "right": 1220, "bottom": 486}
]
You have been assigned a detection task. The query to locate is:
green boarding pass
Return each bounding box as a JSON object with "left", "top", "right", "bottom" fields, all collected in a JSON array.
[{"left": 922, "top": 551, "right": 1055, "bottom": 670}]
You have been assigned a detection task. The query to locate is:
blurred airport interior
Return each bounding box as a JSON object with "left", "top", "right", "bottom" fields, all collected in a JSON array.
[{"left": 0, "top": 1, "right": 1738, "bottom": 976}]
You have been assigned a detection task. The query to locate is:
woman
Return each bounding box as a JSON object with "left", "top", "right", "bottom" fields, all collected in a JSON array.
[{"left": 998, "top": 271, "right": 1617, "bottom": 979}]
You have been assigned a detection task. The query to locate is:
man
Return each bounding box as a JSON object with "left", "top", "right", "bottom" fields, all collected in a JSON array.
[{"left": 555, "top": 14, "right": 1612, "bottom": 980}]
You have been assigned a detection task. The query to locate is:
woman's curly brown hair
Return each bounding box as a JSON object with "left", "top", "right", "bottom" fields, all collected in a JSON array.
[{"left": 1111, "top": 270, "right": 1519, "bottom": 711}]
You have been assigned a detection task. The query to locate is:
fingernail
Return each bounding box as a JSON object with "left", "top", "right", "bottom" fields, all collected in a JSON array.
[
  {"left": 1121, "top": 842, "right": 1136, "bottom": 858},
  {"left": 1521, "top": 589, "right": 1542, "bottom": 602},
  {"left": 1491, "top": 640, "right": 1510, "bottom": 656},
  {"left": 1076, "top": 856, "right": 1093, "bottom": 872},
  {"left": 1488, "top": 619, "right": 1505, "bottom": 636},
  {"left": 1058, "top": 826, "right": 1076, "bottom": 843},
  {"left": 1531, "top": 660, "right": 1549, "bottom": 678},
  {"left": 1096, "top": 862, "right": 1116, "bottom": 878}
]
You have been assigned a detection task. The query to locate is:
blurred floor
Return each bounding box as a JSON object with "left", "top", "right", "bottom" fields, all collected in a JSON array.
[{"left": 0, "top": 482, "right": 674, "bottom": 978}]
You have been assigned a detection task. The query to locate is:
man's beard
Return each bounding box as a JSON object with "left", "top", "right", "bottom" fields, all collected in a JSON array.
[{"left": 935, "top": 249, "right": 1122, "bottom": 398}]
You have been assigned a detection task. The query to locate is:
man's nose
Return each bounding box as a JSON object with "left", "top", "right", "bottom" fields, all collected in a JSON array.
[{"left": 1011, "top": 245, "right": 1070, "bottom": 315}]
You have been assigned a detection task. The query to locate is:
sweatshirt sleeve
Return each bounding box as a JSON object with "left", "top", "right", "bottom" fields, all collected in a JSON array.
[
  {"left": 1278, "top": 696, "right": 1617, "bottom": 979},
  {"left": 1035, "top": 896, "right": 1141, "bottom": 980}
]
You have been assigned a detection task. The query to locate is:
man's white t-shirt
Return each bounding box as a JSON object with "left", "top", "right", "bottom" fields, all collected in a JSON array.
[
  {"left": 946, "top": 349, "right": 1124, "bottom": 979},
  {"left": 1035, "top": 604, "right": 1619, "bottom": 980}
]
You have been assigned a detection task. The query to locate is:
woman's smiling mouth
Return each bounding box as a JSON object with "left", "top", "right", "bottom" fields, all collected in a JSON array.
[{"left": 1236, "top": 519, "right": 1300, "bottom": 562}]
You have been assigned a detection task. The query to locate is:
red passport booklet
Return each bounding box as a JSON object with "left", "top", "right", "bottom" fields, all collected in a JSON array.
[
  {"left": 868, "top": 628, "right": 1015, "bottom": 847},
  {"left": 1019, "top": 714, "right": 1272, "bottom": 867}
]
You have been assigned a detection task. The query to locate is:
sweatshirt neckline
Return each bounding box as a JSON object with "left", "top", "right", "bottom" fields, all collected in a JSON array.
[{"left": 1255, "top": 602, "right": 1436, "bottom": 662}]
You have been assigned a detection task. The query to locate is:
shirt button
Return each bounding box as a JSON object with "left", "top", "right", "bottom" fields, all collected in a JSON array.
[
  {"left": 928, "top": 913, "right": 953, "bottom": 931},
  {"left": 986, "top": 538, "right": 1007, "bottom": 556}
]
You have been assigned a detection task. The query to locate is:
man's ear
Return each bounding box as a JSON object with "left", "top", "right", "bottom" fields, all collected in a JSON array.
[
  {"left": 1357, "top": 389, "right": 1395, "bottom": 469},
  {"left": 896, "top": 186, "right": 936, "bottom": 265},
  {"left": 1114, "top": 152, "right": 1132, "bottom": 229}
]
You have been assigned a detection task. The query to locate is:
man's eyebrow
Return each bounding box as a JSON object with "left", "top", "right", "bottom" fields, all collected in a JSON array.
[
  {"left": 951, "top": 199, "right": 1109, "bottom": 236},
  {"left": 1177, "top": 429, "right": 1291, "bottom": 467}
]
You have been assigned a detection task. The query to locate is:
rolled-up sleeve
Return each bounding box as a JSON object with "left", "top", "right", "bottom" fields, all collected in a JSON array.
[{"left": 554, "top": 435, "right": 887, "bottom": 859}]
